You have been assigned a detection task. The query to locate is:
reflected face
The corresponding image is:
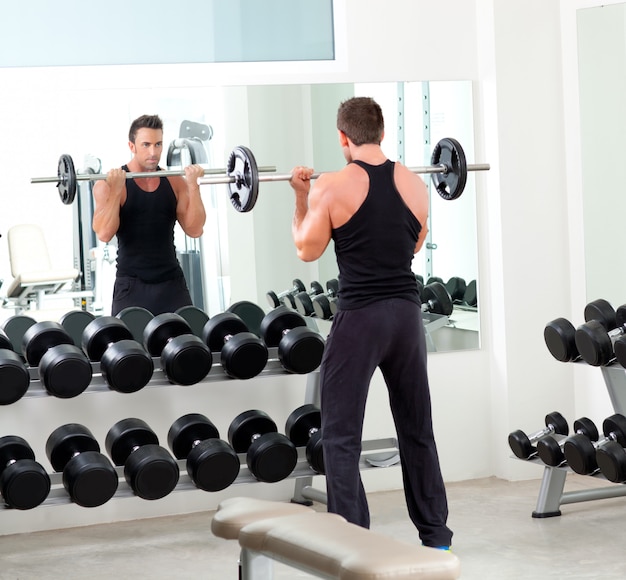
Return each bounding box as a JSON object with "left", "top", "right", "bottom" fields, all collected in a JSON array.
[{"left": 129, "top": 128, "right": 163, "bottom": 171}]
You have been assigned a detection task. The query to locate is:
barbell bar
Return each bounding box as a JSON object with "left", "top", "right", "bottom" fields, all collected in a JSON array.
[{"left": 31, "top": 138, "right": 490, "bottom": 212}]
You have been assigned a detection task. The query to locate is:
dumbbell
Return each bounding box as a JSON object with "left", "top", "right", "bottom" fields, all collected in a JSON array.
[
  {"left": 0, "top": 435, "right": 51, "bottom": 509},
  {"left": 22, "top": 321, "right": 93, "bottom": 398},
  {"left": 259, "top": 307, "right": 325, "bottom": 374},
  {"left": 574, "top": 304, "right": 626, "bottom": 366},
  {"left": 202, "top": 312, "right": 268, "bottom": 380},
  {"left": 228, "top": 410, "right": 298, "bottom": 483},
  {"left": 293, "top": 281, "right": 325, "bottom": 316},
  {"left": 312, "top": 279, "right": 339, "bottom": 320},
  {"left": 82, "top": 316, "right": 154, "bottom": 393},
  {"left": 175, "top": 305, "right": 209, "bottom": 338},
  {"left": 536, "top": 417, "right": 599, "bottom": 467},
  {"left": 45, "top": 423, "right": 118, "bottom": 507},
  {"left": 59, "top": 310, "right": 96, "bottom": 347},
  {"left": 0, "top": 342, "right": 30, "bottom": 405},
  {"left": 143, "top": 312, "right": 213, "bottom": 385},
  {"left": 464, "top": 280, "right": 478, "bottom": 307},
  {"left": 105, "top": 418, "right": 179, "bottom": 500},
  {"left": 445, "top": 276, "right": 467, "bottom": 304},
  {"left": 266, "top": 279, "right": 306, "bottom": 309},
  {"left": 544, "top": 298, "right": 617, "bottom": 363},
  {"left": 508, "top": 412, "right": 569, "bottom": 459},
  {"left": 596, "top": 430, "right": 626, "bottom": 483},
  {"left": 421, "top": 281, "right": 453, "bottom": 316},
  {"left": 285, "top": 404, "right": 325, "bottom": 474},
  {"left": 563, "top": 414, "right": 626, "bottom": 475},
  {"left": 167, "top": 413, "right": 240, "bottom": 492}
]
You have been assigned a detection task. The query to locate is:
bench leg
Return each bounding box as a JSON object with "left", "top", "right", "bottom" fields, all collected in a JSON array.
[{"left": 240, "top": 548, "right": 274, "bottom": 580}]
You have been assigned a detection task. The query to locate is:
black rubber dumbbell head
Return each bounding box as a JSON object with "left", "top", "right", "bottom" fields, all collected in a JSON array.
[
  {"left": 83, "top": 317, "right": 154, "bottom": 393},
  {"left": 202, "top": 312, "right": 268, "bottom": 380},
  {"left": 227, "top": 301, "right": 266, "bottom": 338},
  {"left": 259, "top": 307, "right": 325, "bottom": 374},
  {"left": 228, "top": 410, "right": 297, "bottom": 483},
  {"left": 574, "top": 320, "right": 614, "bottom": 366},
  {"left": 445, "top": 277, "right": 467, "bottom": 303},
  {"left": 0, "top": 435, "right": 51, "bottom": 510},
  {"left": 168, "top": 413, "right": 240, "bottom": 492},
  {"left": 285, "top": 404, "right": 324, "bottom": 474},
  {"left": 143, "top": 313, "right": 213, "bottom": 385},
  {"left": 0, "top": 349, "right": 30, "bottom": 405},
  {"left": 0, "top": 328, "right": 12, "bottom": 351},
  {"left": 105, "top": 418, "right": 179, "bottom": 500},
  {"left": 1, "top": 315, "right": 37, "bottom": 353},
  {"left": 544, "top": 318, "right": 579, "bottom": 362},
  {"left": 175, "top": 306, "right": 209, "bottom": 338},
  {"left": 59, "top": 310, "right": 96, "bottom": 347},
  {"left": 46, "top": 423, "right": 118, "bottom": 508},
  {"left": 536, "top": 417, "right": 598, "bottom": 467},
  {"left": 117, "top": 306, "right": 154, "bottom": 344},
  {"left": 584, "top": 298, "right": 616, "bottom": 330}
]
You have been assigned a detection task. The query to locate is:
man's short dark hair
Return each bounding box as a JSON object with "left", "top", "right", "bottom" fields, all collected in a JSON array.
[
  {"left": 129, "top": 114, "right": 163, "bottom": 143},
  {"left": 336, "top": 97, "right": 384, "bottom": 146}
]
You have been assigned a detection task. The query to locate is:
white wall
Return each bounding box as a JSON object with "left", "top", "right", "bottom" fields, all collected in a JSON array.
[{"left": 0, "top": 0, "right": 604, "bottom": 533}]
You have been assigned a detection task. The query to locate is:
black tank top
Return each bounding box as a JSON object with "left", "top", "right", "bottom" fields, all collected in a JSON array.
[
  {"left": 332, "top": 160, "right": 422, "bottom": 310},
  {"left": 116, "top": 166, "right": 184, "bottom": 282}
]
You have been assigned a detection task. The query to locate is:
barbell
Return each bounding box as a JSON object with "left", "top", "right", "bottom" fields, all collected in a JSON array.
[{"left": 31, "top": 138, "right": 490, "bottom": 212}]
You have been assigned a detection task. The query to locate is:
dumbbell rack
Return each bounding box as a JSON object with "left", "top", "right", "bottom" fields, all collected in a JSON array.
[
  {"left": 518, "top": 365, "right": 626, "bottom": 518},
  {"left": 3, "top": 348, "right": 400, "bottom": 511}
]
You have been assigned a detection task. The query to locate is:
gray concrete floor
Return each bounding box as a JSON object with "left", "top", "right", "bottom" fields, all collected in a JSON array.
[{"left": 1, "top": 474, "right": 625, "bottom": 579}]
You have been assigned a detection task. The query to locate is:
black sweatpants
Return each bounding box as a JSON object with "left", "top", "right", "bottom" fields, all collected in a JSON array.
[
  {"left": 319, "top": 297, "right": 453, "bottom": 547},
  {"left": 111, "top": 275, "right": 193, "bottom": 317}
]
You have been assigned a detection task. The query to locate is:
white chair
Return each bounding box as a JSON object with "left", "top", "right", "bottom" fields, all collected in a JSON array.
[{"left": 4, "top": 223, "right": 80, "bottom": 311}]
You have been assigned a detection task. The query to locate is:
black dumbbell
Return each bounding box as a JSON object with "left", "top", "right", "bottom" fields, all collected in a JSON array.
[
  {"left": 445, "top": 277, "right": 467, "bottom": 303},
  {"left": 293, "top": 281, "right": 325, "bottom": 316},
  {"left": 259, "top": 307, "right": 325, "bottom": 374},
  {"left": 82, "top": 316, "right": 154, "bottom": 393},
  {"left": 22, "top": 321, "right": 93, "bottom": 398},
  {"left": 536, "top": 417, "right": 599, "bottom": 467},
  {"left": 574, "top": 304, "right": 626, "bottom": 366},
  {"left": 596, "top": 429, "right": 626, "bottom": 483},
  {"left": 464, "top": 280, "right": 478, "bottom": 307},
  {"left": 563, "top": 413, "right": 626, "bottom": 475},
  {"left": 228, "top": 410, "right": 297, "bottom": 483},
  {"left": 0, "top": 342, "right": 30, "bottom": 405},
  {"left": 1, "top": 314, "right": 37, "bottom": 354},
  {"left": 312, "top": 279, "right": 339, "bottom": 320},
  {"left": 285, "top": 404, "right": 324, "bottom": 474},
  {"left": 167, "top": 413, "right": 240, "bottom": 492},
  {"left": 421, "top": 281, "right": 453, "bottom": 316},
  {"left": 117, "top": 306, "right": 154, "bottom": 344},
  {"left": 202, "top": 312, "right": 268, "bottom": 380},
  {"left": 266, "top": 279, "right": 306, "bottom": 309},
  {"left": 59, "top": 310, "right": 96, "bottom": 347},
  {"left": 45, "top": 423, "right": 118, "bottom": 508},
  {"left": 143, "top": 313, "right": 213, "bottom": 385},
  {"left": 508, "top": 412, "right": 569, "bottom": 459},
  {"left": 105, "top": 418, "right": 179, "bottom": 500},
  {"left": 0, "top": 435, "right": 51, "bottom": 509},
  {"left": 175, "top": 305, "right": 209, "bottom": 338},
  {"left": 544, "top": 298, "right": 618, "bottom": 363}
]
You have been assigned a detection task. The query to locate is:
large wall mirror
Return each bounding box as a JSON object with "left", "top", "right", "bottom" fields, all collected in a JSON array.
[
  {"left": 0, "top": 79, "right": 480, "bottom": 353},
  {"left": 577, "top": 3, "right": 626, "bottom": 307}
]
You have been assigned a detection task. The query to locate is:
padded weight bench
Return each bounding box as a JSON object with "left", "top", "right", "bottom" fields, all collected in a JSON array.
[
  {"left": 211, "top": 497, "right": 460, "bottom": 580},
  {"left": 3, "top": 224, "right": 83, "bottom": 312}
]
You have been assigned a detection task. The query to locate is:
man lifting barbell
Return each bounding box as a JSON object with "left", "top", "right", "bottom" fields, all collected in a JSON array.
[
  {"left": 288, "top": 96, "right": 453, "bottom": 551},
  {"left": 92, "top": 114, "right": 207, "bottom": 316}
]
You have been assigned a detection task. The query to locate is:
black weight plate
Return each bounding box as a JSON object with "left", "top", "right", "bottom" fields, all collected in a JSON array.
[
  {"left": 544, "top": 318, "right": 578, "bottom": 362},
  {"left": 584, "top": 298, "right": 616, "bottom": 330},
  {"left": 125, "top": 444, "right": 179, "bottom": 500},
  {"left": 285, "top": 404, "right": 321, "bottom": 446},
  {"left": 228, "top": 410, "right": 277, "bottom": 453},
  {"left": 202, "top": 312, "right": 248, "bottom": 352},
  {"left": 1, "top": 315, "right": 36, "bottom": 356},
  {"left": 46, "top": 423, "right": 99, "bottom": 472},
  {"left": 116, "top": 307, "right": 154, "bottom": 344},
  {"left": 227, "top": 145, "right": 259, "bottom": 213},
  {"left": 105, "top": 418, "right": 159, "bottom": 466},
  {"left": 278, "top": 326, "right": 325, "bottom": 374},
  {"left": 143, "top": 313, "right": 192, "bottom": 356},
  {"left": 59, "top": 310, "right": 96, "bottom": 347},
  {"left": 82, "top": 316, "right": 133, "bottom": 361},
  {"left": 58, "top": 153, "right": 77, "bottom": 205},
  {"left": 0, "top": 349, "right": 30, "bottom": 405},
  {"left": 22, "top": 321, "right": 74, "bottom": 367},
  {"left": 64, "top": 451, "right": 118, "bottom": 507},
  {"left": 168, "top": 413, "right": 220, "bottom": 460},
  {"left": 101, "top": 340, "right": 154, "bottom": 393},
  {"left": 175, "top": 305, "right": 210, "bottom": 338},
  {"left": 161, "top": 334, "right": 213, "bottom": 385},
  {"left": 227, "top": 301, "right": 266, "bottom": 338},
  {"left": 39, "top": 344, "right": 92, "bottom": 398},
  {"left": 259, "top": 306, "right": 307, "bottom": 347},
  {"left": 187, "top": 439, "right": 240, "bottom": 492},
  {"left": 221, "top": 333, "right": 268, "bottom": 379},
  {"left": 430, "top": 138, "right": 467, "bottom": 200},
  {"left": 1, "top": 459, "right": 51, "bottom": 509}
]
